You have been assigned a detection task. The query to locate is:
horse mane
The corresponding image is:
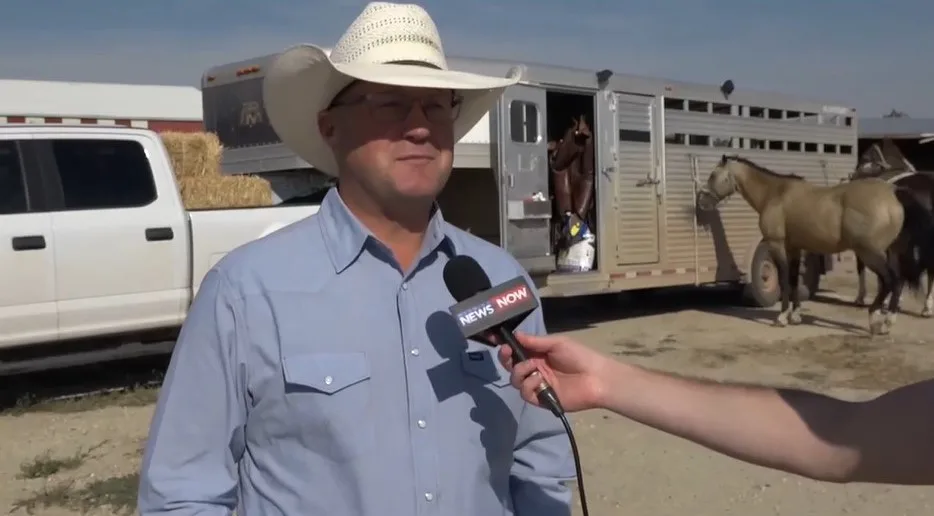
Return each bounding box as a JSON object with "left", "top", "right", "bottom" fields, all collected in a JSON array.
[{"left": 724, "top": 155, "right": 805, "bottom": 181}]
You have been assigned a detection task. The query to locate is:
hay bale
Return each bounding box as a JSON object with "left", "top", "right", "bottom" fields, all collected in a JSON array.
[
  {"left": 161, "top": 131, "right": 223, "bottom": 179},
  {"left": 160, "top": 131, "right": 274, "bottom": 210},
  {"left": 175, "top": 174, "right": 273, "bottom": 210}
]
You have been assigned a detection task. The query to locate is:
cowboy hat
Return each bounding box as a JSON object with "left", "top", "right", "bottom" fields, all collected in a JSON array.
[{"left": 263, "top": 1, "right": 522, "bottom": 176}]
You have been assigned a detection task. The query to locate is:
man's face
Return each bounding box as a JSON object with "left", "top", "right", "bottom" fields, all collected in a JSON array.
[{"left": 318, "top": 80, "right": 459, "bottom": 206}]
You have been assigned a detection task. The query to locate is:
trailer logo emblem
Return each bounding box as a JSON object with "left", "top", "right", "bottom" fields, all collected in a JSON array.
[{"left": 240, "top": 101, "right": 263, "bottom": 127}]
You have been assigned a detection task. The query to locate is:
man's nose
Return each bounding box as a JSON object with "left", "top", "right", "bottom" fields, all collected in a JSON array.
[{"left": 401, "top": 103, "right": 432, "bottom": 141}]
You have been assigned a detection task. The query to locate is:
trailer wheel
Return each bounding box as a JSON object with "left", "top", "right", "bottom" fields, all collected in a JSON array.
[
  {"left": 742, "top": 242, "right": 781, "bottom": 307},
  {"left": 797, "top": 253, "right": 822, "bottom": 301}
]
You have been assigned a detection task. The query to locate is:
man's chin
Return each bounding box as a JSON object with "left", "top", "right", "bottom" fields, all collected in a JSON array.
[{"left": 390, "top": 169, "right": 448, "bottom": 198}]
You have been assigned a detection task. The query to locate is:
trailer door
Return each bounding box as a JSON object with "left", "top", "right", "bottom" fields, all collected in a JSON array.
[
  {"left": 493, "top": 84, "right": 554, "bottom": 275},
  {"left": 614, "top": 93, "right": 661, "bottom": 265}
]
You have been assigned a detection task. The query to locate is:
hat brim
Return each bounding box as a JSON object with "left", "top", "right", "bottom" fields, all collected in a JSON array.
[{"left": 263, "top": 44, "right": 521, "bottom": 177}]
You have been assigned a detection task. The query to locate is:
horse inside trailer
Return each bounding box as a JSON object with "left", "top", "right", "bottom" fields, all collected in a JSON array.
[{"left": 436, "top": 86, "right": 599, "bottom": 275}]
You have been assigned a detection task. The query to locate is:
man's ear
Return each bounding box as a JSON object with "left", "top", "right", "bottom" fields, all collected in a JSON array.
[{"left": 318, "top": 110, "right": 337, "bottom": 146}]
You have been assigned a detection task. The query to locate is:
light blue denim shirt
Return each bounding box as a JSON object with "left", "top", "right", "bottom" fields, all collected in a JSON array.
[{"left": 138, "top": 187, "right": 576, "bottom": 515}]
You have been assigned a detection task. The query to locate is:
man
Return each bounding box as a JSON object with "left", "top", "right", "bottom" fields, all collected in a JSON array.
[
  {"left": 498, "top": 331, "right": 934, "bottom": 485},
  {"left": 137, "top": 3, "right": 575, "bottom": 515}
]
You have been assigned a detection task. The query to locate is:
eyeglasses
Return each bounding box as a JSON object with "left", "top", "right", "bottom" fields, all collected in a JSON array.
[{"left": 329, "top": 92, "right": 463, "bottom": 124}]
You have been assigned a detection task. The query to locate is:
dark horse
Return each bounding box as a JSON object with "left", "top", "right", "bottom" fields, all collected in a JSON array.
[
  {"left": 849, "top": 141, "right": 934, "bottom": 317},
  {"left": 548, "top": 115, "right": 595, "bottom": 247},
  {"left": 698, "top": 154, "right": 934, "bottom": 335}
]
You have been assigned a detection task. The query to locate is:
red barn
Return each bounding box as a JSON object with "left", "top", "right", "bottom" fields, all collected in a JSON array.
[{"left": 0, "top": 79, "right": 203, "bottom": 132}]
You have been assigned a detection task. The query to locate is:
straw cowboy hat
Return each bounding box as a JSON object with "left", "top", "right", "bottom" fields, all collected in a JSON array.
[{"left": 263, "top": 1, "right": 523, "bottom": 176}]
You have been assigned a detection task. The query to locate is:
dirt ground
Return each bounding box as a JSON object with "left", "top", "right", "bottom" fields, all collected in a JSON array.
[{"left": 1, "top": 262, "right": 933, "bottom": 515}]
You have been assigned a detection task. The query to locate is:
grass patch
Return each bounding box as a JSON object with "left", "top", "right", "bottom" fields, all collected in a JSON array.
[
  {"left": 11, "top": 473, "right": 139, "bottom": 515},
  {"left": 2, "top": 383, "right": 160, "bottom": 416},
  {"left": 18, "top": 444, "right": 100, "bottom": 480}
]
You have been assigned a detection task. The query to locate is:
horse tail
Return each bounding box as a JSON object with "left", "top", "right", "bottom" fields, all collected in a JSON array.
[{"left": 893, "top": 186, "right": 934, "bottom": 293}]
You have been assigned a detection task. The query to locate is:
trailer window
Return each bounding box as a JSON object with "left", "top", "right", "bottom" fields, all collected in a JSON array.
[
  {"left": 49, "top": 139, "right": 157, "bottom": 211},
  {"left": 0, "top": 141, "right": 27, "bottom": 215},
  {"left": 509, "top": 100, "right": 539, "bottom": 143}
]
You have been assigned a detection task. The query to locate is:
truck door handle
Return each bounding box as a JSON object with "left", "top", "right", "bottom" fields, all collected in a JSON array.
[
  {"left": 145, "top": 227, "right": 174, "bottom": 242},
  {"left": 11, "top": 235, "right": 46, "bottom": 251}
]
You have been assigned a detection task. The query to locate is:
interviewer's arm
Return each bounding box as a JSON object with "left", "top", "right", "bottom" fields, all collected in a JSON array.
[
  {"left": 510, "top": 304, "right": 575, "bottom": 516},
  {"left": 138, "top": 268, "right": 248, "bottom": 515},
  {"left": 602, "top": 361, "right": 934, "bottom": 484}
]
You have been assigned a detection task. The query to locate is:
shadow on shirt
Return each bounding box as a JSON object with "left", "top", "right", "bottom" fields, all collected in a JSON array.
[{"left": 425, "top": 310, "right": 518, "bottom": 506}]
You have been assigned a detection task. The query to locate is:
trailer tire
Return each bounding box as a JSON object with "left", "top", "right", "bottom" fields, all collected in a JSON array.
[
  {"left": 742, "top": 242, "right": 781, "bottom": 307},
  {"left": 798, "top": 252, "right": 822, "bottom": 301}
]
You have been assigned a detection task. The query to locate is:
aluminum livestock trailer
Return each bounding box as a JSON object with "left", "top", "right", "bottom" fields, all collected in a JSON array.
[{"left": 201, "top": 51, "right": 858, "bottom": 306}]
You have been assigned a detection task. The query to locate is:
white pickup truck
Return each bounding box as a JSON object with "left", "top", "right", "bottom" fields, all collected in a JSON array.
[{"left": 0, "top": 125, "right": 321, "bottom": 374}]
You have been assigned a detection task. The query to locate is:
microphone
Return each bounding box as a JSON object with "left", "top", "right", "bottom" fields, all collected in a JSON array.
[
  {"left": 442, "top": 254, "right": 591, "bottom": 516},
  {"left": 442, "top": 255, "right": 564, "bottom": 418}
]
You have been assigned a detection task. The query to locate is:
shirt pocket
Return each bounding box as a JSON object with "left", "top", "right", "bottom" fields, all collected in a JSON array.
[
  {"left": 458, "top": 350, "right": 518, "bottom": 454},
  {"left": 281, "top": 351, "right": 374, "bottom": 463}
]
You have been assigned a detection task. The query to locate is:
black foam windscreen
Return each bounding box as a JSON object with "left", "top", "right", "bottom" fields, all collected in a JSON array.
[{"left": 443, "top": 255, "right": 492, "bottom": 302}]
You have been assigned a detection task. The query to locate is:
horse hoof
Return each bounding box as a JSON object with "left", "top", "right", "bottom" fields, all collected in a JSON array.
[
  {"left": 922, "top": 309, "right": 933, "bottom": 318},
  {"left": 884, "top": 314, "right": 897, "bottom": 328},
  {"left": 789, "top": 313, "right": 802, "bottom": 325},
  {"left": 773, "top": 319, "right": 787, "bottom": 327}
]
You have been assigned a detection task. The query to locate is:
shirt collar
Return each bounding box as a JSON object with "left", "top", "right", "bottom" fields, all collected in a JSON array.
[{"left": 318, "top": 187, "right": 456, "bottom": 274}]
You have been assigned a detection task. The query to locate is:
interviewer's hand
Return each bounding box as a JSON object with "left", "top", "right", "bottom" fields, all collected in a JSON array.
[{"left": 497, "top": 332, "right": 610, "bottom": 412}]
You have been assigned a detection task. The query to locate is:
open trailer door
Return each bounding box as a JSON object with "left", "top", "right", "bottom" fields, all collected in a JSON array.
[{"left": 492, "top": 84, "right": 555, "bottom": 275}]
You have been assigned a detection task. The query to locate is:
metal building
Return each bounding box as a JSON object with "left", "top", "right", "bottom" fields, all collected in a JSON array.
[{"left": 0, "top": 79, "right": 203, "bottom": 132}]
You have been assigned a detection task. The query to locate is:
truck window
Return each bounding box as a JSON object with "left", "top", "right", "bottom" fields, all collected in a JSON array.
[
  {"left": 0, "top": 141, "right": 28, "bottom": 215},
  {"left": 50, "top": 139, "right": 158, "bottom": 210}
]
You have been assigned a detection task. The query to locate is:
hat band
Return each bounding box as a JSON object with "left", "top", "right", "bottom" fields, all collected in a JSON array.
[{"left": 386, "top": 60, "right": 442, "bottom": 69}]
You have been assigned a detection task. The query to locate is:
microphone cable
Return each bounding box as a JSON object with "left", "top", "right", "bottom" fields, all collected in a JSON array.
[
  {"left": 443, "top": 255, "right": 590, "bottom": 515},
  {"left": 558, "top": 403, "right": 590, "bottom": 516},
  {"left": 496, "top": 327, "right": 590, "bottom": 516}
]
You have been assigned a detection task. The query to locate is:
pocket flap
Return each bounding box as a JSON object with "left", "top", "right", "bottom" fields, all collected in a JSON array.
[
  {"left": 460, "top": 349, "right": 510, "bottom": 387},
  {"left": 283, "top": 352, "right": 370, "bottom": 394}
]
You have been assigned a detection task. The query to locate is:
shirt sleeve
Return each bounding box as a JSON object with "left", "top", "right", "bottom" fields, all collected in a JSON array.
[
  {"left": 137, "top": 268, "right": 248, "bottom": 515},
  {"left": 508, "top": 277, "right": 576, "bottom": 516}
]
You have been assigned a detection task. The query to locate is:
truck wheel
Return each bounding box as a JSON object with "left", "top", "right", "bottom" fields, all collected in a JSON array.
[{"left": 742, "top": 242, "right": 781, "bottom": 307}]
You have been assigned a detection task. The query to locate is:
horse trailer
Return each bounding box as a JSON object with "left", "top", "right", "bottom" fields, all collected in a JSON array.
[{"left": 200, "top": 51, "right": 858, "bottom": 306}]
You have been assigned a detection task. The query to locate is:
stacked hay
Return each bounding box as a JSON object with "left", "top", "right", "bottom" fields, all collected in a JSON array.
[{"left": 161, "top": 131, "right": 273, "bottom": 210}]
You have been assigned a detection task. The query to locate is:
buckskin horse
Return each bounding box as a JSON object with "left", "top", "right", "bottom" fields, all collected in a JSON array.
[
  {"left": 548, "top": 115, "right": 595, "bottom": 246},
  {"left": 697, "top": 154, "right": 934, "bottom": 335},
  {"left": 849, "top": 141, "right": 934, "bottom": 317}
]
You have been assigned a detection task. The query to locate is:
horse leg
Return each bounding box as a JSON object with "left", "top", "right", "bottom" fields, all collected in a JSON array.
[
  {"left": 854, "top": 257, "right": 867, "bottom": 306},
  {"left": 769, "top": 243, "right": 792, "bottom": 327},
  {"left": 883, "top": 251, "right": 903, "bottom": 333},
  {"left": 787, "top": 248, "right": 804, "bottom": 324},
  {"left": 857, "top": 250, "right": 895, "bottom": 335},
  {"left": 922, "top": 272, "right": 934, "bottom": 318}
]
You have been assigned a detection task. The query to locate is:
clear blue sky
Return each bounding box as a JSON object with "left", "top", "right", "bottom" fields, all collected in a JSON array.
[{"left": 2, "top": 0, "right": 931, "bottom": 116}]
